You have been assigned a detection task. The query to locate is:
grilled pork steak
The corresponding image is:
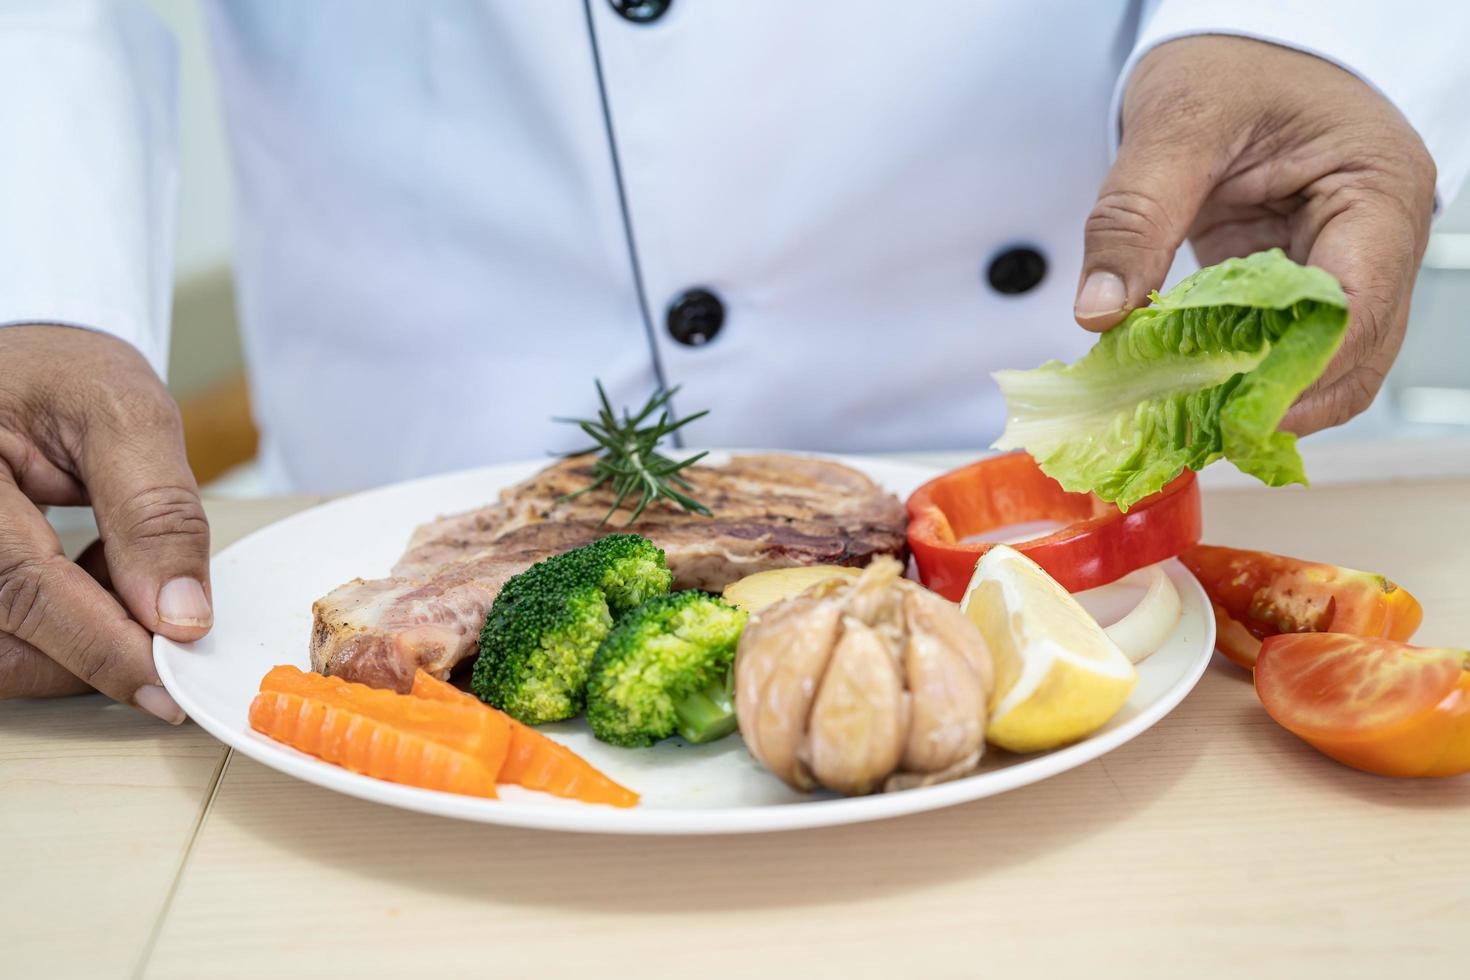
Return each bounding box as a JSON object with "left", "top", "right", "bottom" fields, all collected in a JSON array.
[{"left": 311, "top": 454, "right": 907, "bottom": 691}]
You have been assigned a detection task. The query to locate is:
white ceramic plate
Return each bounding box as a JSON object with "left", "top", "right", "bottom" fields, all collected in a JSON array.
[{"left": 156, "top": 453, "right": 1213, "bottom": 835}]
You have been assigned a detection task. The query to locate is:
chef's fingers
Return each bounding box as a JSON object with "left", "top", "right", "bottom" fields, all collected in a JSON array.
[
  {"left": 1279, "top": 369, "right": 1388, "bottom": 437},
  {"left": 1280, "top": 185, "right": 1425, "bottom": 435},
  {"left": 0, "top": 632, "right": 91, "bottom": 699},
  {"left": 76, "top": 392, "right": 213, "bottom": 643},
  {"left": 5, "top": 447, "right": 88, "bottom": 507},
  {"left": 1076, "top": 129, "right": 1223, "bottom": 331},
  {"left": 74, "top": 538, "right": 114, "bottom": 592},
  {"left": 1076, "top": 40, "right": 1253, "bottom": 335},
  {"left": 0, "top": 477, "right": 184, "bottom": 721}
]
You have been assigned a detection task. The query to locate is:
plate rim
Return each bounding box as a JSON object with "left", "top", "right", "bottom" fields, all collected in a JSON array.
[{"left": 156, "top": 452, "right": 1215, "bottom": 835}]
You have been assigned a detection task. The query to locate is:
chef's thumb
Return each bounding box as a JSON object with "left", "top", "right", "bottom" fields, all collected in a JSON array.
[
  {"left": 1075, "top": 126, "right": 1222, "bottom": 332},
  {"left": 78, "top": 394, "right": 214, "bottom": 643}
]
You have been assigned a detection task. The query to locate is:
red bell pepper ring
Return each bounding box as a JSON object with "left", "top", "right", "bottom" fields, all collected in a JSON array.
[{"left": 906, "top": 451, "right": 1202, "bottom": 600}]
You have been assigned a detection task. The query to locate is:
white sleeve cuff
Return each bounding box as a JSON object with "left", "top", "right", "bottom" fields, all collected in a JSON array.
[
  {"left": 1112, "top": 0, "right": 1470, "bottom": 214},
  {"left": 0, "top": 0, "right": 178, "bottom": 379}
]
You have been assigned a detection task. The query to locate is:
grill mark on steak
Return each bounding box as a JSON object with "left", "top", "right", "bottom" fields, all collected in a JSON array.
[{"left": 311, "top": 454, "right": 907, "bottom": 690}]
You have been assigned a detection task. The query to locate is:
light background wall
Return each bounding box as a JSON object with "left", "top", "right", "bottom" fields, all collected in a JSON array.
[
  {"left": 148, "top": 0, "right": 1470, "bottom": 430},
  {"left": 150, "top": 0, "right": 237, "bottom": 398}
]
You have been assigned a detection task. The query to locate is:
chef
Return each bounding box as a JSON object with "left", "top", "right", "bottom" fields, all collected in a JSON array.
[{"left": 1, "top": 0, "right": 1466, "bottom": 719}]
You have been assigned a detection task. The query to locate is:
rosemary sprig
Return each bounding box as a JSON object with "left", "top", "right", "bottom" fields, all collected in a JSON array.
[{"left": 554, "top": 381, "right": 713, "bottom": 527}]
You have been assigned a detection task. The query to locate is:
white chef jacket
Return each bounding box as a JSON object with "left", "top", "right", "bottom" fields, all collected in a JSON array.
[{"left": 3, "top": 1, "right": 1468, "bottom": 492}]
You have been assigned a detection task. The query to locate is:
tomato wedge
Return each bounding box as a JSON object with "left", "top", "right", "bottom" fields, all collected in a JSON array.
[
  {"left": 906, "top": 451, "right": 1200, "bottom": 600},
  {"left": 1255, "top": 634, "right": 1470, "bottom": 778},
  {"left": 1180, "top": 545, "right": 1423, "bottom": 669}
]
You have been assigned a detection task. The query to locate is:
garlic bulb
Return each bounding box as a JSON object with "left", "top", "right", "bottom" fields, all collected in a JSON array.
[{"left": 735, "top": 556, "right": 993, "bottom": 795}]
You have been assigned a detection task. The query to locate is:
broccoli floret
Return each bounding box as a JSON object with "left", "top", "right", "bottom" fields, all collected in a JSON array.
[
  {"left": 585, "top": 591, "right": 749, "bottom": 747},
  {"left": 473, "top": 587, "right": 613, "bottom": 724},
  {"left": 473, "top": 534, "right": 672, "bottom": 724},
  {"left": 490, "top": 533, "right": 671, "bottom": 618},
  {"left": 568, "top": 533, "right": 673, "bottom": 615}
]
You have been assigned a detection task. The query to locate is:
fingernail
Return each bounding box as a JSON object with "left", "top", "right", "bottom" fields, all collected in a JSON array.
[
  {"left": 1075, "top": 271, "right": 1128, "bottom": 319},
  {"left": 135, "top": 684, "right": 186, "bottom": 725},
  {"left": 158, "top": 577, "right": 212, "bottom": 628}
]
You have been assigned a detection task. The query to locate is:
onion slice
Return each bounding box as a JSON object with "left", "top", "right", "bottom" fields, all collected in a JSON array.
[{"left": 1101, "top": 564, "right": 1181, "bottom": 664}]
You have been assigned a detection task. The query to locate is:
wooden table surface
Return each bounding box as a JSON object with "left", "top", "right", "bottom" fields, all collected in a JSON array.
[{"left": 4, "top": 468, "right": 1469, "bottom": 980}]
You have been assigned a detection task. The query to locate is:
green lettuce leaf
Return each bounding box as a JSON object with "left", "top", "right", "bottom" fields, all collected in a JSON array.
[{"left": 991, "top": 248, "right": 1348, "bottom": 509}]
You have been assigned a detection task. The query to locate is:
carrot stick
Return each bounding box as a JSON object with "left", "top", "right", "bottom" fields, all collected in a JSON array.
[
  {"left": 409, "top": 670, "right": 487, "bottom": 708},
  {"left": 502, "top": 735, "right": 641, "bottom": 809},
  {"left": 249, "top": 690, "right": 497, "bottom": 798},
  {"left": 261, "top": 666, "right": 510, "bottom": 777},
  {"left": 411, "top": 670, "right": 640, "bottom": 808}
]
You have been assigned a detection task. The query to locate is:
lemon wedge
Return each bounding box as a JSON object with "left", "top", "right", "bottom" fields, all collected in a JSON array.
[{"left": 960, "top": 545, "right": 1137, "bottom": 753}]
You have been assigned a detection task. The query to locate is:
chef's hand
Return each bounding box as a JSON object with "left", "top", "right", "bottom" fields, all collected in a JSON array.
[
  {"left": 0, "top": 325, "right": 210, "bottom": 721},
  {"left": 1075, "top": 35, "right": 1436, "bottom": 435}
]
